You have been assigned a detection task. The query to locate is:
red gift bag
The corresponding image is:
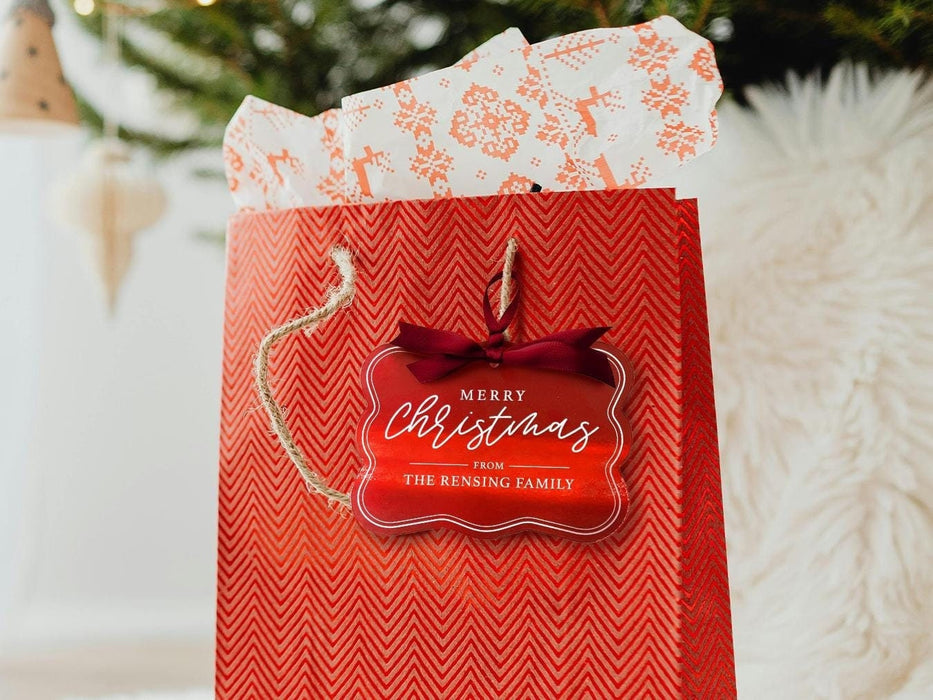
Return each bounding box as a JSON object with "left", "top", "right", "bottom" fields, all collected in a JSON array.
[{"left": 217, "top": 188, "right": 735, "bottom": 697}]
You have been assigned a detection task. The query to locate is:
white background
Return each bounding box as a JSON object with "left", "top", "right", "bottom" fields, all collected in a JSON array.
[{"left": 0, "top": 0, "right": 230, "bottom": 654}]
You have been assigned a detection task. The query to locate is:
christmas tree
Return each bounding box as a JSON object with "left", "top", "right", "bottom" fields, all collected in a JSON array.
[{"left": 74, "top": 0, "right": 931, "bottom": 155}]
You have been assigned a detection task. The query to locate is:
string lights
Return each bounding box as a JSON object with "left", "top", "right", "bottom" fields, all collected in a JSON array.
[{"left": 73, "top": 0, "right": 218, "bottom": 17}]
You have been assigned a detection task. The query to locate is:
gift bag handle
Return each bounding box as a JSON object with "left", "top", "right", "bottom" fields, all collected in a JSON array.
[{"left": 254, "top": 238, "right": 519, "bottom": 510}]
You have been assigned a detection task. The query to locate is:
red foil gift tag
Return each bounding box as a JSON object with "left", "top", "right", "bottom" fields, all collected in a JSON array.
[{"left": 351, "top": 342, "right": 632, "bottom": 541}]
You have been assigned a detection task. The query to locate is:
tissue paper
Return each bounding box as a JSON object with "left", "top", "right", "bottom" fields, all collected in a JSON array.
[
  {"left": 342, "top": 16, "right": 721, "bottom": 202},
  {"left": 224, "top": 28, "right": 528, "bottom": 210},
  {"left": 224, "top": 16, "right": 721, "bottom": 210}
]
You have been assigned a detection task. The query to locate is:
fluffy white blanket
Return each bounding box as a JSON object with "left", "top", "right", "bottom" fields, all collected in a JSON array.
[
  {"left": 677, "top": 63, "right": 933, "bottom": 699},
  {"left": 74, "top": 64, "right": 933, "bottom": 700}
]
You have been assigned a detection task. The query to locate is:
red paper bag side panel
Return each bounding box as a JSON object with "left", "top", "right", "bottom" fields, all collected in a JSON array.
[
  {"left": 677, "top": 198, "right": 737, "bottom": 697},
  {"left": 216, "top": 189, "right": 736, "bottom": 698}
]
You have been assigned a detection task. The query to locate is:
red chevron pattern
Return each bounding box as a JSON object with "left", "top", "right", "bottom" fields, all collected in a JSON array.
[{"left": 217, "top": 188, "right": 735, "bottom": 698}]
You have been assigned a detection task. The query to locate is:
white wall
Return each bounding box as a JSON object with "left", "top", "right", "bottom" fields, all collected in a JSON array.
[
  {"left": 0, "top": 137, "right": 45, "bottom": 645},
  {"left": 0, "top": 1, "right": 231, "bottom": 651}
]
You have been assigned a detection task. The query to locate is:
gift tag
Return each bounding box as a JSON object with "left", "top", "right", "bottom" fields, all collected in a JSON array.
[{"left": 352, "top": 342, "right": 632, "bottom": 541}]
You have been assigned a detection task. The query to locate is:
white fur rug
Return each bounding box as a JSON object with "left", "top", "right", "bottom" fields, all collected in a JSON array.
[
  {"left": 678, "top": 64, "right": 933, "bottom": 699},
  {"left": 77, "top": 64, "right": 933, "bottom": 700}
]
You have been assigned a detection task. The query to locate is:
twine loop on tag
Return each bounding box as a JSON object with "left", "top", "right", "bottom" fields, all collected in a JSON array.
[
  {"left": 499, "top": 237, "right": 518, "bottom": 342},
  {"left": 255, "top": 238, "right": 519, "bottom": 510}
]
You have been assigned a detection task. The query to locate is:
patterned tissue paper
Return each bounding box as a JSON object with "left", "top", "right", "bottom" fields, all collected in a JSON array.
[
  {"left": 224, "top": 28, "right": 529, "bottom": 211},
  {"left": 224, "top": 17, "right": 722, "bottom": 211},
  {"left": 341, "top": 16, "right": 721, "bottom": 203}
]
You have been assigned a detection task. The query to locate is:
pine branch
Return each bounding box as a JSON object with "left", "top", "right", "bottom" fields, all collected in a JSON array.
[
  {"left": 824, "top": 4, "right": 906, "bottom": 63},
  {"left": 692, "top": 0, "right": 716, "bottom": 31},
  {"left": 67, "top": 0, "right": 930, "bottom": 157},
  {"left": 75, "top": 92, "right": 218, "bottom": 156}
]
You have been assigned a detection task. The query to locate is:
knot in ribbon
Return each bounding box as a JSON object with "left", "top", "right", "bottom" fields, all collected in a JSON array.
[{"left": 392, "top": 272, "right": 615, "bottom": 386}]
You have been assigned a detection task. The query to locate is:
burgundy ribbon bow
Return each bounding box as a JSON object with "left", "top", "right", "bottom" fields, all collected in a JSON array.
[{"left": 392, "top": 272, "right": 615, "bottom": 386}]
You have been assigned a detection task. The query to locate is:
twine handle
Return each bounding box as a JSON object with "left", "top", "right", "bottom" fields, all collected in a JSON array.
[
  {"left": 255, "top": 239, "right": 518, "bottom": 510},
  {"left": 254, "top": 246, "right": 356, "bottom": 508}
]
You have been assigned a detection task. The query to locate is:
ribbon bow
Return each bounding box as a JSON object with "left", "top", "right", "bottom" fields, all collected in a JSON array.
[{"left": 392, "top": 272, "right": 615, "bottom": 386}]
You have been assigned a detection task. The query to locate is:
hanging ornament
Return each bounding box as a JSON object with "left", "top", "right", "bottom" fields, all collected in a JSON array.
[
  {"left": 0, "top": 0, "right": 79, "bottom": 131},
  {"left": 50, "top": 2, "right": 166, "bottom": 312},
  {"left": 51, "top": 138, "right": 166, "bottom": 312}
]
